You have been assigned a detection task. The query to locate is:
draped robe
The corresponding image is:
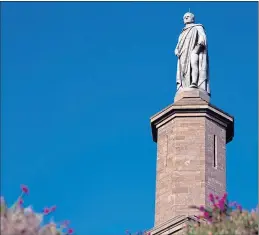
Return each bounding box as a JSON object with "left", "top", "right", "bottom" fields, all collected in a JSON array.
[{"left": 175, "top": 23, "right": 210, "bottom": 94}]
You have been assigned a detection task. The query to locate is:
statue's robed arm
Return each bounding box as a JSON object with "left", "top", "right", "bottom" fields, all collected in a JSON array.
[{"left": 196, "top": 25, "right": 207, "bottom": 47}]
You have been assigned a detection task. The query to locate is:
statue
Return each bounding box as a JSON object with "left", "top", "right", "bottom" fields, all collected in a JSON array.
[{"left": 174, "top": 12, "right": 210, "bottom": 95}]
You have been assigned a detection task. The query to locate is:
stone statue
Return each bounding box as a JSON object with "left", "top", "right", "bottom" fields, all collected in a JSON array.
[{"left": 174, "top": 12, "right": 210, "bottom": 95}]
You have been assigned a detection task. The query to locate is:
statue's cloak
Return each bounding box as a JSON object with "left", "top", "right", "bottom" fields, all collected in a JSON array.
[{"left": 175, "top": 24, "right": 210, "bottom": 94}]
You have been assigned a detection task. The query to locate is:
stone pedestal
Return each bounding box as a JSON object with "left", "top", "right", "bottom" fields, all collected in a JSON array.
[
  {"left": 174, "top": 88, "right": 210, "bottom": 103},
  {"left": 149, "top": 91, "right": 234, "bottom": 234}
]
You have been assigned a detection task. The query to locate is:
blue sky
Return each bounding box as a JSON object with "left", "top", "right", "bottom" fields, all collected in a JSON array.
[{"left": 1, "top": 2, "right": 258, "bottom": 235}]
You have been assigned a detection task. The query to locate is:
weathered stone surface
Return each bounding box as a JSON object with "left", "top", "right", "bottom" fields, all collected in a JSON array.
[{"left": 154, "top": 116, "right": 207, "bottom": 225}]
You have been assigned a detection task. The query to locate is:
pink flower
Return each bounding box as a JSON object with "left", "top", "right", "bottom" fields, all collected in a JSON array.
[
  {"left": 21, "top": 184, "right": 29, "bottom": 194},
  {"left": 43, "top": 207, "right": 50, "bottom": 215},
  {"left": 43, "top": 206, "right": 57, "bottom": 215},
  {"left": 199, "top": 206, "right": 205, "bottom": 212},
  {"left": 218, "top": 198, "right": 225, "bottom": 211},
  {"left": 50, "top": 205, "right": 56, "bottom": 212},
  {"left": 223, "top": 193, "right": 227, "bottom": 199},
  {"left": 237, "top": 205, "right": 242, "bottom": 211},
  {"left": 220, "top": 195, "right": 226, "bottom": 205},
  {"left": 209, "top": 193, "right": 214, "bottom": 203},
  {"left": 68, "top": 228, "right": 74, "bottom": 234},
  {"left": 203, "top": 211, "right": 210, "bottom": 219},
  {"left": 18, "top": 197, "right": 24, "bottom": 205}
]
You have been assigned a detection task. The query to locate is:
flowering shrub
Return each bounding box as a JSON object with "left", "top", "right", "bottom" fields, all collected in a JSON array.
[
  {"left": 185, "top": 193, "right": 258, "bottom": 235},
  {"left": 1, "top": 185, "right": 74, "bottom": 235}
]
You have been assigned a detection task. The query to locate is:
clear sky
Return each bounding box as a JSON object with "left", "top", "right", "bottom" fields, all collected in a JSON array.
[{"left": 1, "top": 2, "right": 258, "bottom": 235}]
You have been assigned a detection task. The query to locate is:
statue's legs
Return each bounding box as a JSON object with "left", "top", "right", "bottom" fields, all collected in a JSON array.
[{"left": 190, "top": 52, "right": 199, "bottom": 88}]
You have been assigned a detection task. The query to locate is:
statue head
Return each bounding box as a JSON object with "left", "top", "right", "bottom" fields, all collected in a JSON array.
[{"left": 183, "top": 12, "right": 195, "bottom": 24}]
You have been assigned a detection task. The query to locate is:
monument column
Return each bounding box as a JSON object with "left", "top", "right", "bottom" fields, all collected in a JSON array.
[
  {"left": 149, "top": 90, "right": 233, "bottom": 235},
  {"left": 148, "top": 12, "right": 234, "bottom": 235}
]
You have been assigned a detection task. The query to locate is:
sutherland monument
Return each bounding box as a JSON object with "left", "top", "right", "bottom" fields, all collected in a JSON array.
[
  {"left": 175, "top": 12, "right": 209, "bottom": 95},
  {"left": 149, "top": 12, "right": 234, "bottom": 235}
]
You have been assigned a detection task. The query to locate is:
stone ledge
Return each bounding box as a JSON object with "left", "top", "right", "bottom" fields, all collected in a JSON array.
[
  {"left": 147, "top": 215, "right": 199, "bottom": 235},
  {"left": 150, "top": 98, "right": 234, "bottom": 144}
]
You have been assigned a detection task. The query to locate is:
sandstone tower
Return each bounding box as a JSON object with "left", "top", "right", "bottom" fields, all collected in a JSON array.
[{"left": 148, "top": 13, "right": 234, "bottom": 235}]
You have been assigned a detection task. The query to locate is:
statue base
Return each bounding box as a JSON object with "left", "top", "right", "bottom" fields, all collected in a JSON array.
[{"left": 174, "top": 88, "right": 210, "bottom": 103}]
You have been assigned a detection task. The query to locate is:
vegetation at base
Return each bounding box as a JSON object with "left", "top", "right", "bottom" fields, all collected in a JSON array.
[
  {"left": 185, "top": 193, "right": 258, "bottom": 235},
  {"left": 1, "top": 185, "right": 74, "bottom": 235},
  {"left": 2, "top": 185, "right": 258, "bottom": 235}
]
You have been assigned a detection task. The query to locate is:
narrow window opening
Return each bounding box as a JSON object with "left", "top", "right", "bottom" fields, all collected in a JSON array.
[
  {"left": 164, "top": 135, "right": 168, "bottom": 167},
  {"left": 213, "top": 135, "right": 217, "bottom": 168}
]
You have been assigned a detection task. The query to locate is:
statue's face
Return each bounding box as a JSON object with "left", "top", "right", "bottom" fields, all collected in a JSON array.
[{"left": 183, "top": 13, "right": 195, "bottom": 24}]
